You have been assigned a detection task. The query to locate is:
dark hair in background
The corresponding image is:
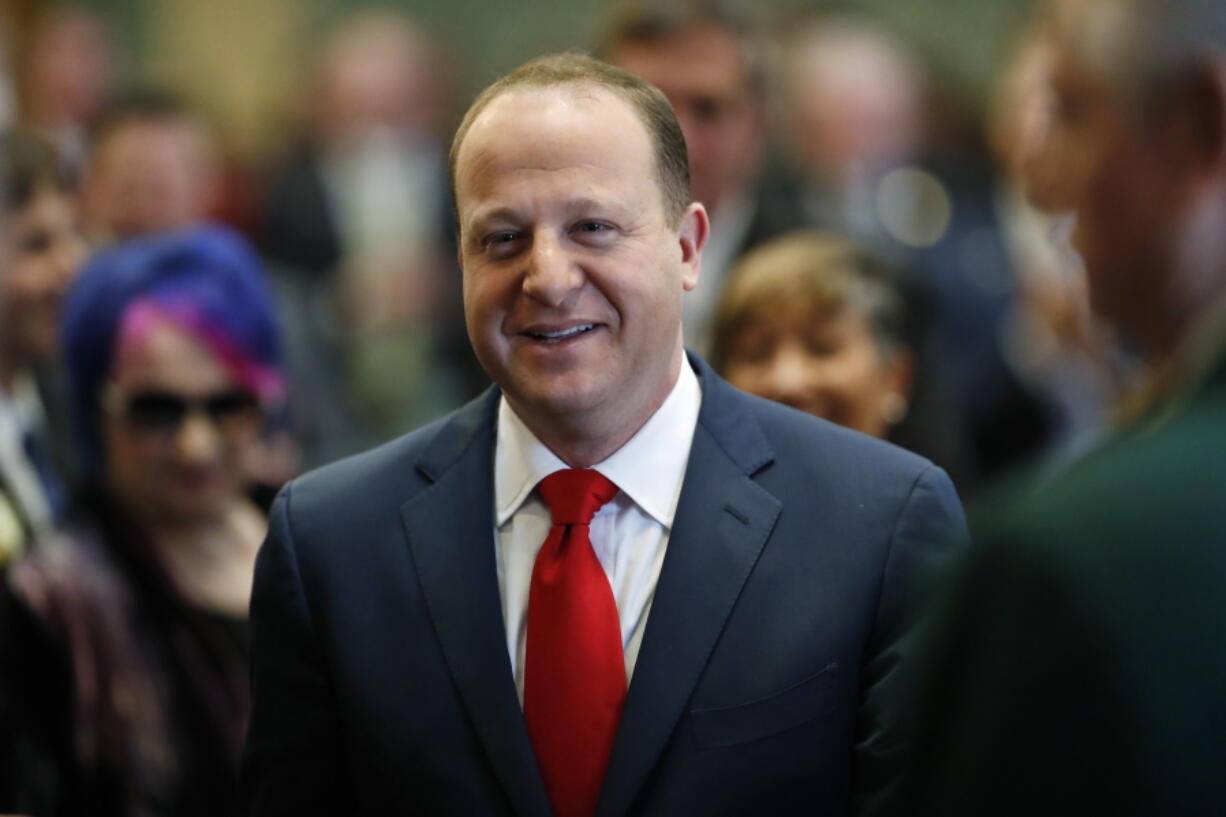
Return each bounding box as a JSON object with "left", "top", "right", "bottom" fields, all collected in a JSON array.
[
  {"left": 711, "top": 231, "right": 910, "bottom": 371},
  {"left": 0, "top": 129, "right": 73, "bottom": 211},
  {"left": 60, "top": 225, "right": 284, "bottom": 477},
  {"left": 88, "top": 87, "right": 199, "bottom": 151},
  {"left": 595, "top": 0, "right": 767, "bottom": 97},
  {"left": 448, "top": 52, "right": 691, "bottom": 227}
]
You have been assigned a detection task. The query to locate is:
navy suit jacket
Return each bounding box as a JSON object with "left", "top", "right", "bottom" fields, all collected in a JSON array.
[{"left": 242, "top": 356, "right": 964, "bottom": 816}]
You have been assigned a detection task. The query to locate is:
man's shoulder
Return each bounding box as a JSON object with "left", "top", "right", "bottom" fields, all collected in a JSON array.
[
  {"left": 952, "top": 391, "right": 1226, "bottom": 677},
  {"left": 283, "top": 390, "right": 496, "bottom": 517},
  {"left": 696, "top": 382, "right": 964, "bottom": 551},
  {"left": 722, "top": 385, "right": 940, "bottom": 490},
  {"left": 972, "top": 389, "right": 1226, "bottom": 571}
]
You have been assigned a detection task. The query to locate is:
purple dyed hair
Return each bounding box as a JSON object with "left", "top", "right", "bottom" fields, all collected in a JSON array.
[{"left": 61, "top": 225, "right": 285, "bottom": 476}]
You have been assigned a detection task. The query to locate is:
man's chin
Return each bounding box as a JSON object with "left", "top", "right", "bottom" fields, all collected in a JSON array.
[{"left": 504, "top": 378, "right": 610, "bottom": 423}]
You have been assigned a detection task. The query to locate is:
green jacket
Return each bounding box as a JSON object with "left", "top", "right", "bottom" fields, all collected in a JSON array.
[{"left": 899, "top": 354, "right": 1226, "bottom": 816}]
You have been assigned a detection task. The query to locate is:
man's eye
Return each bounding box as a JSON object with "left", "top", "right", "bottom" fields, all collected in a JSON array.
[
  {"left": 480, "top": 231, "right": 525, "bottom": 256},
  {"left": 573, "top": 222, "right": 616, "bottom": 243},
  {"left": 484, "top": 231, "right": 520, "bottom": 246}
]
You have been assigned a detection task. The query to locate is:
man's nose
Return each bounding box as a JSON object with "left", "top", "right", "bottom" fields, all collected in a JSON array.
[{"left": 522, "top": 232, "right": 582, "bottom": 306}]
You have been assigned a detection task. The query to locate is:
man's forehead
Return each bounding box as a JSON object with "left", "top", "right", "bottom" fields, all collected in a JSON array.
[
  {"left": 478, "top": 85, "right": 630, "bottom": 140},
  {"left": 457, "top": 84, "right": 651, "bottom": 177}
]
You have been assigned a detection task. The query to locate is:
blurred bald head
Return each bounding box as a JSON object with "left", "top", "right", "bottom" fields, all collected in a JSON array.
[
  {"left": 313, "top": 10, "right": 443, "bottom": 143},
  {"left": 780, "top": 15, "right": 925, "bottom": 189}
]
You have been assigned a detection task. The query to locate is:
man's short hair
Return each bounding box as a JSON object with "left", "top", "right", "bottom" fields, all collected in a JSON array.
[
  {"left": 595, "top": 0, "right": 766, "bottom": 97},
  {"left": 88, "top": 87, "right": 199, "bottom": 152},
  {"left": 1, "top": 129, "right": 72, "bottom": 211},
  {"left": 448, "top": 52, "right": 691, "bottom": 227}
]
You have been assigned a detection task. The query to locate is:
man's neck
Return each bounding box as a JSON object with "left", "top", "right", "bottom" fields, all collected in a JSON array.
[{"left": 508, "top": 357, "right": 684, "bottom": 469}]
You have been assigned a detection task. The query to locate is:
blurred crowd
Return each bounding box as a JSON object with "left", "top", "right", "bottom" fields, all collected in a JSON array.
[{"left": 0, "top": 0, "right": 1137, "bottom": 814}]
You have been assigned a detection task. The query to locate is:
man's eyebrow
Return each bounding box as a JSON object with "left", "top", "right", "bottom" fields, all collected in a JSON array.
[
  {"left": 465, "top": 206, "right": 521, "bottom": 235},
  {"left": 466, "top": 198, "right": 622, "bottom": 233}
]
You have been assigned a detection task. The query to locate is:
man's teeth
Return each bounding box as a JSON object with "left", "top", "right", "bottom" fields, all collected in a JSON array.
[{"left": 530, "top": 324, "right": 595, "bottom": 341}]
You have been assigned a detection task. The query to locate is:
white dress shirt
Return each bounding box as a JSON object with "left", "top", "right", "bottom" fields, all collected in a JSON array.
[
  {"left": 0, "top": 373, "right": 55, "bottom": 534},
  {"left": 494, "top": 361, "right": 702, "bottom": 702}
]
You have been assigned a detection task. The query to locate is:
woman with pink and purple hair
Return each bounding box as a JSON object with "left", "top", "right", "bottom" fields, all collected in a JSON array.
[{"left": 1, "top": 225, "right": 286, "bottom": 817}]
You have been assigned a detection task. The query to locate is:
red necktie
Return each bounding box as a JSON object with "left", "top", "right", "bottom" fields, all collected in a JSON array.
[{"left": 524, "top": 468, "right": 624, "bottom": 817}]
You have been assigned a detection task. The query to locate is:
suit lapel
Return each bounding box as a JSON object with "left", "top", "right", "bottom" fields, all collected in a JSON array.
[
  {"left": 597, "top": 362, "right": 782, "bottom": 817},
  {"left": 399, "top": 389, "right": 552, "bottom": 817}
]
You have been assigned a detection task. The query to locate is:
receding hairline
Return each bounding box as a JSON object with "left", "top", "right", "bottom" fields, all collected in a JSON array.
[
  {"left": 453, "top": 85, "right": 660, "bottom": 226},
  {"left": 450, "top": 76, "right": 683, "bottom": 230},
  {"left": 454, "top": 79, "right": 643, "bottom": 159}
]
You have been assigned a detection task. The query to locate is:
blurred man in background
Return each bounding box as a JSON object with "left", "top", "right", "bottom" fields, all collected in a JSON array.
[
  {"left": 778, "top": 15, "right": 927, "bottom": 249},
  {"left": 599, "top": 0, "right": 805, "bottom": 355},
  {"left": 80, "top": 88, "right": 222, "bottom": 244},
  {"left": 18, "top": 7, "right": 116, "bottom": 174},
  {"left": 0, "top": 131, "right": 85, "bottom": 560},
  {"left": 259, "top": 10, "right": 480, "bottom": 466},
  {"left": 901, "top": 0, "right": 1226, "bottom": 813},
  {"left": 986, "top": 9, "right": 1126, "bottom": 462}
]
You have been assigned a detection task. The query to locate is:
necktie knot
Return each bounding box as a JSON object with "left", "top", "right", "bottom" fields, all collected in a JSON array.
[{"left": 538, "top": 469, "right": 618, "bottom": 526}]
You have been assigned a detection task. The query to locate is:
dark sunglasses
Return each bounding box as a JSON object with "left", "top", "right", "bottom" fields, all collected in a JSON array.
[{"left": 104, "top": 386, "right": 261, "bottom": 434}]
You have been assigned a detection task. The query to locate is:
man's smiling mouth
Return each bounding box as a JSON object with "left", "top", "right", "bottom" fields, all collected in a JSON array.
[{"left": 527, "top": 324, "right": 597, "bottom": 342}]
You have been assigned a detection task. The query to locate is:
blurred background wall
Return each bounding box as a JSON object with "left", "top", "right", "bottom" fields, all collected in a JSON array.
[
  {"left": 5, "top": 0, "right": 1111, "bottom": 492},
  {"left": 6, "top": 0, "right": 1035, "bottom": 163}
]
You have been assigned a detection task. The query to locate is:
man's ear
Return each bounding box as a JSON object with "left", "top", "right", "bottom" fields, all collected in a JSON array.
[{"left": 677, "top": 202, "right": 709, "bottom": 293}]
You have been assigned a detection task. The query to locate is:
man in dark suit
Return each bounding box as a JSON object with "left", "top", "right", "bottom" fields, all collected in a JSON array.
[
  {"left": 242, "top": 53, "right": 964, "bottom": 817},
  {"left": 0, "top": 129, "right": 83, "bottom": 561},
  {"left": 898, "top": 1, "right": 1226, "bottom": 814}
]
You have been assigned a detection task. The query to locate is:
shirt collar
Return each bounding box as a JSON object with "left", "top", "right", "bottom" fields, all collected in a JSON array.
[
  {"left": 0, "top": 372, "right": 44, "bottom": 441},
  {"left": 494, "top": 359, "right": 702, "bottom": 528}
]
